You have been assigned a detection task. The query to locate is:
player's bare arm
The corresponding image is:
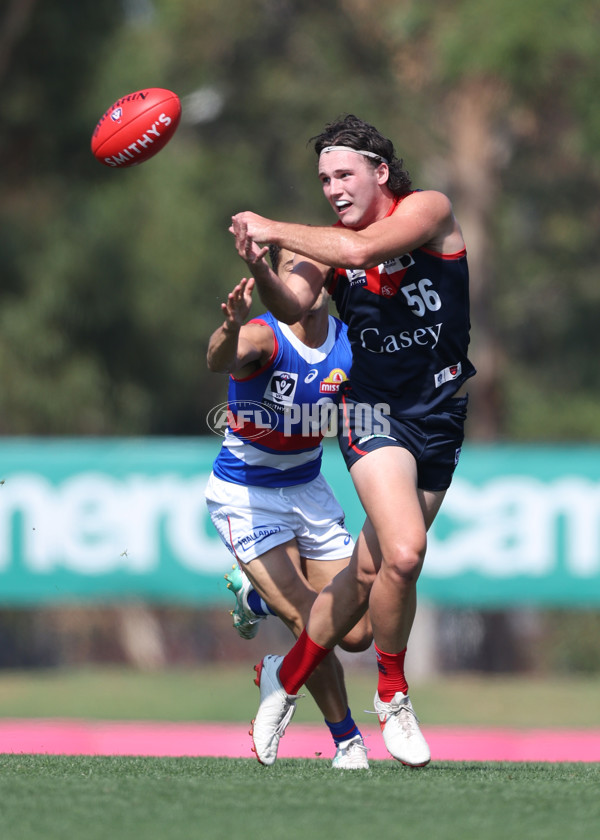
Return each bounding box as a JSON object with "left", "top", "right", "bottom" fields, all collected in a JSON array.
[
  {"left": 232, "top": 191, "right": 462, "bottom": 275},
  {"left": 230, "top": 217, "right": 327, "bottom": 323},
  {"left": 377, "top": 190, "right": 465, "bottom": 259},
  {"left": 207, "top": 277, "right": 274, "bottom": 376}
]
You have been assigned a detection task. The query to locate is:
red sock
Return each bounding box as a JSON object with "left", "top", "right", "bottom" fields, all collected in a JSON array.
[
  {"left": 278, "top": 628, "right": 331, "bottom": 695},
  {"left": 375, "top": 644, "right": 409, "bottom": 702}
]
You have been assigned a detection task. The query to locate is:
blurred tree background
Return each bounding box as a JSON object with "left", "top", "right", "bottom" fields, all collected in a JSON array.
[
  {"left": 1, "top": 0, "right": 599, "bottom": 674},
  {"left": 1, "top": 0, "right": 598, "bottom": 440}
]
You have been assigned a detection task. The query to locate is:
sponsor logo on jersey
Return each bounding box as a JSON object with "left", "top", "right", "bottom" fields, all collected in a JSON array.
[
  {"left": 359, "top": 323, "right": 442, "bottom": 353},
  {"left": 434, "top": 362, "right": 462, "bottom": 388},
  {"left": 319, "top": 368, "right": 348, "bottom": 393},
  {"left": 382, "top": 253, "right": 414, "bottom": 273},
  {"left": 304, "top": 368, "right": 319, "bottom": 383},
  {"left": 347, "top": 269, "right": 367, "bottom": 287},
  {"left": 378, "top": 254, "right": 414, "bottom": 293}
]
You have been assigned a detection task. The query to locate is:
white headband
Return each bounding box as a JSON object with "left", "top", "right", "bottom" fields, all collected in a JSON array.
[{"left": 319, "top": 145, "right": 389, "bottom": 164}]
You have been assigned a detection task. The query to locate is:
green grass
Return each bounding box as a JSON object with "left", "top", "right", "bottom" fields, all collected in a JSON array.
[
  {"left": 0, "top": 665, "right": 599, "bottom": 726},
  {"left": 1, "top": 668, "right": 599, "bottom": 839},
  {"left": 0, "top": 755, "right": 598, "bottom": 840}
]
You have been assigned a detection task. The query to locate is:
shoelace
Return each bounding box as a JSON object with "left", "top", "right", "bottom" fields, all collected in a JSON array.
[
  {"left": 334, "top": 738, "right": 369, "bottom": 767},
  {"left": 345, "top": 740, "right": 369, "bottom": 758},
  {"left": 272, "top": 699, "right": 296, "bottom": 736},
  {"left": 367, "top": 696, "right": 421, "bottom": 735},
  {"left": 397, "top": 708, "right": 420, "bottom": 736}
]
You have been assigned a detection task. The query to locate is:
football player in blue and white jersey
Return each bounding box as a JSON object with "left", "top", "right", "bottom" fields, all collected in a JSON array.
[{"left": 205, "top": 245, "right": 372, "bottom": 770}]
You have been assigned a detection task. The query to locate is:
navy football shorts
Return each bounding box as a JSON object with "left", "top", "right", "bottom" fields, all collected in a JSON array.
[{"left": 337, "top": 389, "right": 469, "bottom": 492}]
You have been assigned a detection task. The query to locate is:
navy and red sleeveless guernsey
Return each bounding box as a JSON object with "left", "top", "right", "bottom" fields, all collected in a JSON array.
[
  {"left": 328, "top": 194, "right": 476, "bottom": 417},
  {"left": 211, "top": 312, "right": 352, "bottom": 487}
]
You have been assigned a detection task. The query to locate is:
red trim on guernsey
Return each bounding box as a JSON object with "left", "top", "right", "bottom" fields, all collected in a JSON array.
[
  {"left": 231, "top": 320, "right": 278, "bottom": 382},
  {"left": 364, "top": 264, "right": 404, "bottom": 295},
  {"left": 331, "top": 192, "right": 466, "bottom": 262},
  {"left": 419, "top": 245, "right": 467, "bottom": 260},
  {"left": 386, "top": 195, "right": 404, "bottom": 217},
  {"left": 325, "top": 272, "right": 338, "bottom": 295},
  {"left": 230, "top": 421, "right": 322, "bottom": 452}
]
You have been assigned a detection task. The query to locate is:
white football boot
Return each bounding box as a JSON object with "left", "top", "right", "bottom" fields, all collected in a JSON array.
[
  {"left": 250, "top": 655, "right": 302, "bottom": 766},
  {"left": 374, "top": 691, "right": 431, "bottom": 767},
  {"left": 332, "top": 735, "right": 370, "bottom": 770}
]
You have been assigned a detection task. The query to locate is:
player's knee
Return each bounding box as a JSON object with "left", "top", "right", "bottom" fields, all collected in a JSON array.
[
  {"left": 384, "top": 543, "right": 425, "bottom": 585},
  {"left": 338, "top": 611, "right": 373, "bottom": 652},
  {"left": 339, "top": 628, "right": 373, "bottom": 653}
]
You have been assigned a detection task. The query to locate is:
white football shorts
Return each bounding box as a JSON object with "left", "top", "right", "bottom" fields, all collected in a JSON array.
[{"left": 205, "top": 472, "right": 355, "bottom": 564}]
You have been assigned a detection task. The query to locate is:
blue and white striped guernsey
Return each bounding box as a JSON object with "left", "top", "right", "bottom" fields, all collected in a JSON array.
[{"left": 211, "top": 312, "right": 352, "bottom": 487}]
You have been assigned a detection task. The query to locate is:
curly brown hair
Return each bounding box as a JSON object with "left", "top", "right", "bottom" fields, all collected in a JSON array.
[
  {"left": 310, "top": 114, "right": 412, "bottom": 197},
  {"left": 268, "top": 244, "right": 282, "bottom": 273}
]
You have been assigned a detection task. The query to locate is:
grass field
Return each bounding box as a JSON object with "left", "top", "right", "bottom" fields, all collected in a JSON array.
[
  {"left": 1, "top": 667, "right": 599, "bottom": 839},
  {"left": 0, "top": 754, "right": 598, "bottom": 840}
]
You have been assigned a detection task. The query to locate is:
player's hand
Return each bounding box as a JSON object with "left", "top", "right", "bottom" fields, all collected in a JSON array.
[
  {"left": 230, "top": 213, "right": 272, "bottom": 265},
  {"left": 221, "top": 276, "right": 255, "bottom": 331}
]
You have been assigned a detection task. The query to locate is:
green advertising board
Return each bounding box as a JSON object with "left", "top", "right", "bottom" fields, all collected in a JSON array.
[{"left": 0, "top": 438, "right": 599, "bottom": 607}]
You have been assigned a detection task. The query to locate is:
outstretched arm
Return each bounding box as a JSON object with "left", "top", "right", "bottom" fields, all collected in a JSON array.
[
  {"left": 230, "top": 217, "right": 328, "bottom": 324},
  {"left": 231, "top": 191, "right": 464, "bottom": 270},
  {"left": 207, "top": 276, "right": 272, "bottom": 376}
]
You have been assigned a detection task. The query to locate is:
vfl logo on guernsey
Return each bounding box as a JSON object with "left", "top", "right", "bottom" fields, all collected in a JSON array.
[
  {"left": 264, "top": 370, "right": 298, "bottom": 410},
  {"left": 434, "top": 363, "right": 462, "bottom": 388},
  {"left": 319, "top": 368, "right": 348, "bottom": 394}
]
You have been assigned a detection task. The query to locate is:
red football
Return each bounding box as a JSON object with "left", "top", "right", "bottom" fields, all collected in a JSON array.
[{"left": 91, "top": 87, "right": 181, "bottom": 168}]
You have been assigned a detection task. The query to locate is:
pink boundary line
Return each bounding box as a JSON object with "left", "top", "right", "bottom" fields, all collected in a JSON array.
[{"left": 1, "top": 720, "right": 599, "bottom": 762}]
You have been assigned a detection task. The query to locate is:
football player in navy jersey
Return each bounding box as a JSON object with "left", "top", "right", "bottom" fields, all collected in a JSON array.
[
  {"left": 230, "top": 114, "right": 476, "bottom": 767},
  {"left": 205, "top": 244, "right": 372, "bottom": 769}
]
